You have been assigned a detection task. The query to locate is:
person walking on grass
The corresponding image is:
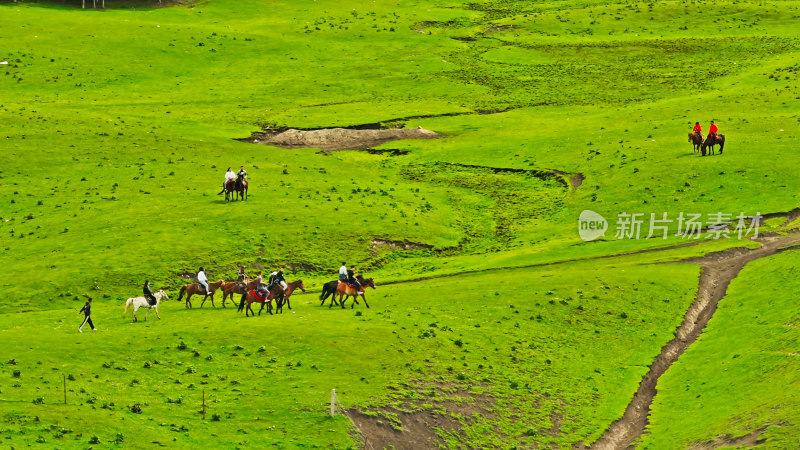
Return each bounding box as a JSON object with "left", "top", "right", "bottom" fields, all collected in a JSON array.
[{"left": 78, "top": 298, "right": 96, "bottom": 332}]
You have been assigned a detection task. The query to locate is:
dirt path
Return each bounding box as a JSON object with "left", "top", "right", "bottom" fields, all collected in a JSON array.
[{"left": 588, "top": 233, "right": 800, "bottom": 449}]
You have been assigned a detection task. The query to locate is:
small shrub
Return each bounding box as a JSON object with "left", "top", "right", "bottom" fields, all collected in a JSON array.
[
  {"left": 130, "top": 404, "right": 142, "bottom": 414},
  {"left": 12, "top": 370, "right": 20, "bottom": 378},
  {"left": 33, "top": 397, "right": 44, "bottom": 404},
  {"left": 88, "top": 436, "right": 100, "bottom": 444}
]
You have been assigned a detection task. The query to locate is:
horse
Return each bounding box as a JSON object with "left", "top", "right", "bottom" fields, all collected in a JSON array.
[
  {"left": 702, "top": 134, "right": 725, "bottom": 156},
  {"left": 221, "top": 279, "right": 258, "bottom": 308},
  {"left": 124, "top": 290, "right": 169, "bottom": 322},
  {"left": 225, "top": 177, "right": 247, "bottom": 202},
  {"left": 688, "top": 132, "right": 703, "bottom": 154},
  {"left": 335, "top": 277, "right": 377, "bottom": 309},
  {"left": 177, "top": 279, "right": 225, "bottom": 308},
  {"left": 281, "top": 280, "right": 306, "bottom": 310},
  {"left": 235, "top": 177, "right": 248, "bottom": 201},
  {"left": 319, "top": 280, "right": 341, "bottom": 307},
  {"left": 238, "top": 284, "right": 285, "bottom": 317}
]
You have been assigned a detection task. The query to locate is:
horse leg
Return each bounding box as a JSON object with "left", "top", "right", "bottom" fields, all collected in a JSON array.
[
  {"left": 132, "top": 306, "right": 138, "bottom": 322},
  {"left": 258, "top": 302, "right": 264, "bottom": 316},
  {"left": 155, "top": 306, "right": 161, "bottom": 319},
  {"left": 286, "top": 297, "right": 291, "bottom": 310},
  {"left": 361, "top": 294, "right": 370, "bottom": 308},
  {"left": 144, "top": 308, "right": 149, "bottom": 321}
]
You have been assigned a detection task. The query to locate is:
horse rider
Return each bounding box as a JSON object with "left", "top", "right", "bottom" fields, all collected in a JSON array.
[
  {"left": 218, "top": 167, "right": 237, "bottom": 195},
  {"left": 708, "top": 120, "right": 718, "bottom": 142},
  {"left": 338, "top": 262, "right": 348, "bottom": 283},
  {"left": 237, "top": 166, "right": 248, "bottom": 184},
  {"left": 235, "top": 265, "right": 248, "bottom": 290},
  {"left": 197, "top": 267, "right": 210, "bottom": 295},
  {"left": 267, "top": 267, "right": 287, "bottom": 292},
  {"left": 692, "top": 122, "right": 702, "bottom": 141},
  {"left": 143, "top": 280, "right": 157, "bottom": 306},
  {"left": 347, "top": 265, "right": 363, "bottom": 295},
  {"left": 250, "top": 271, "right": 267, "bottom": 295}
]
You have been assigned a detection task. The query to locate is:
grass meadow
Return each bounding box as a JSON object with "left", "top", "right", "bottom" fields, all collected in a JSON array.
[{"left": 1, "top": 0, "right": 798, "bottom": 447}]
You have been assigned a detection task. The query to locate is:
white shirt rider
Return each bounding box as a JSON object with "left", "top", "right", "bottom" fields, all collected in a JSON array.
[
  {"left": 339, "top": 264, "right": 348, "bottom": 281},
  {"left": 225, "top": 170, "right": 236, "bottom": 182},
  {"left": 197, "top": 269, "right": 209, "bottom": 293}
]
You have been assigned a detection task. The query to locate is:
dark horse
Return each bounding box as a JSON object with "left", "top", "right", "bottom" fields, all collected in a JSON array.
[
  {"left": 688, "top": 132, "right": 703, "bottom": 154},
  {"left": 238, "top": 284, "right": 285, "bottom": 316},
  {"left": 702, "top": 134, "right": 725, "bottom": 156},
  {"left": 224, "top": 177, "right": 248, "bottom": 202}
]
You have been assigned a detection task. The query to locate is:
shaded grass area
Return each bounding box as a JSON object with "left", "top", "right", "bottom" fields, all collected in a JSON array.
[{"left": 641, "top": 249, "right": 800, "bottom": 448}]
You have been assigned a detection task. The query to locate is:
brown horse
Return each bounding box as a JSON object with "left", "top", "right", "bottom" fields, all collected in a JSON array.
[
  {"left": 688, "top": 132, "right": 703, "bottom": 153},
  {"left": 221, "top": 279, "right": 257, "bottom": 307},
  {"left": 239, "top": 284, "right": 285, "bottom": 317},
  {"left": 281, "top": 280, "right": 306, "bottom": 310},
  {"left": 335, "top": 277, "right": 377, "bottom": 309},
  {"left": 177, "top": 279, "right": 225, "bottom": 308}
]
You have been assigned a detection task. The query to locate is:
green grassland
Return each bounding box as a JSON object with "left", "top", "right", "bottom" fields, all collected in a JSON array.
[
  {"left": 643, "top": 250, "right": 800, "bottom": 449},
  {"left": 1, "top": 0, "right": 799, "bottom": 447}
]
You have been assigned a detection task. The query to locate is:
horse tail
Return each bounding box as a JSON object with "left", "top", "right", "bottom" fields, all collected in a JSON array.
[
  {"left": 124, "top": 298, "right": 132, "bottom": 313},
  {"left": 177, "top": 285, "right": 186, "bottom": 302},
  {"left": 238, "top": 293, "right": 246, "bottom": 312}
]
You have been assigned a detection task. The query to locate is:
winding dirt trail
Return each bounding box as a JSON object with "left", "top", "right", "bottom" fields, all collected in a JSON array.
[{"left": 589, "top": 233, "right": 800, "bottom": 449}]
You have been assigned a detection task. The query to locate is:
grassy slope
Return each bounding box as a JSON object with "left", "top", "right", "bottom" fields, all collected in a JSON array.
[
  {"left": 0, "top": 257, "right": 698, "bottom": 447},
  {"left": 641, "top": 250, "right": 800, "bottom": 449},
  {"left": 1, "top": 0, "right": 799, "bottom": 447}
]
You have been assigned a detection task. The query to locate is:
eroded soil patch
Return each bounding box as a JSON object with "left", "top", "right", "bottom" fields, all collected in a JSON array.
[
  {"left": 688, "top": 426, "right": 767, "bottom": 449},
  {"left": 347, "top": 388, "right": 496, "bottom": 449},
  {"left": 243, "top": 126, "right": 442, "bottom": 151}
]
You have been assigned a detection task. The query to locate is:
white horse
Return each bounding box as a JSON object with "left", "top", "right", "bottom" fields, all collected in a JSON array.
[{"left": 124, "top": 290, "right": 169, "bottom": 322}]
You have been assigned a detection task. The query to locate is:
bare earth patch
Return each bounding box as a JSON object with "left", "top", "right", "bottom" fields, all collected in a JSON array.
[
  {"left": 243, "top": 126, "right": 442, "bottom": 151},
  {"left": 688, "top": 426, "right": 767, "bottom": 449},
  {"left": 346, "top": 389, "right": 496, "bottom": 449}
]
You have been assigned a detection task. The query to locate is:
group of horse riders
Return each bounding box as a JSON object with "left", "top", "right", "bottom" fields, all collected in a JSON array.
[
  {"left": 690, "top": 120, "right": 720, "bottom": 145},
  {"left": 218, "top": 166, "right": 248, "bottom": 195}
]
